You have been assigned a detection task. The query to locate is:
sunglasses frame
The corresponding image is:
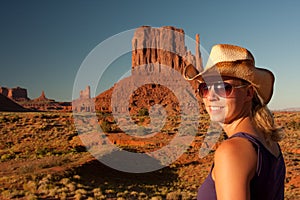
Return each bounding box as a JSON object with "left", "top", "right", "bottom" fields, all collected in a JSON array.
[{"left": 197, "top": 81, "right": 249, "bottom": 98}]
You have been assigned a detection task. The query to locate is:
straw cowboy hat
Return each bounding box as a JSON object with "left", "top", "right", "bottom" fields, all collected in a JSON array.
[{"left": 183, "top": 44, "right": 275, "bottom": 105}]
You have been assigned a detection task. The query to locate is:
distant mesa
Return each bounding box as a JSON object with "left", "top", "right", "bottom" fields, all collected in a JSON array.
[
  {"left": 1, "top": 25, "right": 203, "bottom": 113},
  {"left": 0, "top": 86, "right": 71, "bottom": 112},
  {"left": 0, "top": 93, "right": 28, "bottom": 112},
  {"left": 34, "top": 90, "right": 54, "bottom": 102},
  {"left": 80, "top": 86, "right": 91, "bottom": 99},
  {"left": 0, "top": 86, "right": 30, "bottom": 102},
  {"left": 19, "top": 90, "right": 72, "bottom": 111},
  {"left": 72, "top": 86, "right": 95, "bottom": 112}
]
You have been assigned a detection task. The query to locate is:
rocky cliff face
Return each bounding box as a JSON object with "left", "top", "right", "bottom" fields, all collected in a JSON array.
[
  {"left": 131, "top": 26, "right": 203, "bottom": 73},
  {"left": 0, "top": 86, "right": 29, "bottom": 101},
  {"left": 95, "top": 26, "right": 204, "bottom": 116}
]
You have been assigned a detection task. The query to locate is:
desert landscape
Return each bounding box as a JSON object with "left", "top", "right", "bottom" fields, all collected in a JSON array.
[
  {"left": 0, "top": 111, "right": 299, "bottom": 199},
  {"left": 0, "top": 26, "right": 299, "bottom": 199}
]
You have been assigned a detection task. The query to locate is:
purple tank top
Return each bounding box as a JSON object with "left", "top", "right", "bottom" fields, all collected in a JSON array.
[{"left": 197, "top": 132, "right": 286, "bottom": 200}]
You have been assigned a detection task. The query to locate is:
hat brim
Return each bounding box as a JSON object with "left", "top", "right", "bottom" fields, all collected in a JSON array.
[{"left": 183, "top": 61, "right": 275, "bottom": 105}]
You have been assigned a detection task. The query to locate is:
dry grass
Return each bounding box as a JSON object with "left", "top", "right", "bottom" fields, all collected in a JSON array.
[{"left": 0, "top": 111, "right": 299, "bottom": 199}]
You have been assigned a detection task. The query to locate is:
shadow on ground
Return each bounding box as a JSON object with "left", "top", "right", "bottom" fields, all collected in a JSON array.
[{"left": 73, "top": 151, "right": 178, "bottom": 195}]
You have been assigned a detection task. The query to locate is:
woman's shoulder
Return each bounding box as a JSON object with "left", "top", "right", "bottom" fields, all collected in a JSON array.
[
  {"left": 216, "top": 136, "right": 257, "bottom": 158},
  {"left": 214, "top": 137, "right": 257, "bottom": 177}
]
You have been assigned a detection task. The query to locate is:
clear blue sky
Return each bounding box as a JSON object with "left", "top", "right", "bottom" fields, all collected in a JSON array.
[{"left": 0, "top": 0, "right": 299, "bottom": 110}]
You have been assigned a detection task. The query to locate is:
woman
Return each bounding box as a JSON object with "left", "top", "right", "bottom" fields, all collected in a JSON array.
[{"left": 184, "top": 44, "right": 285, "bottom": 200}]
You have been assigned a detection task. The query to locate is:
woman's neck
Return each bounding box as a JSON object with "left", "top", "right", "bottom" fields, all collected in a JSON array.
[
  {"left": 222, "top": 115, "right": 280, "bottom": 157},
  {"left": 222, "top": 116, "right": 260, "bottom": 138}
]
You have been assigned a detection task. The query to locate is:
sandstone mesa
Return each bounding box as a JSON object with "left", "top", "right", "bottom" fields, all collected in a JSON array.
[{"left": 1, "top": 26, "right": 203, "bottom": 113}]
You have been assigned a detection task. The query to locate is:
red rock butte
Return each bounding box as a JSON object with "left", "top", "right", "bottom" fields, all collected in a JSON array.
[
  {"left": 0, "top": 87, "right": 71, "bottom": 112},
  {"left": 132, "top": 25, "right": 203, "bottom": 72},
  {"left": 1, "top": 26, "right": 204, "bottom": 113},
  {"left": 19, "top": 90, "right": 72, "bottom": 111},
  {"left": 0, "top": 86, "right": 29, "bottom": 102},
  {"left": 92, "top": 25, "right": 204, "bottom": 115}
]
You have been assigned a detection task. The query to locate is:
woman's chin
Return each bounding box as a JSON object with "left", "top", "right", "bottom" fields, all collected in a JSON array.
[
  {"left": 209, "top": 115, "right": 225, "bottom": 123},
  {"left": 207, "top": 109, "right": 226, "bottom": 123}
]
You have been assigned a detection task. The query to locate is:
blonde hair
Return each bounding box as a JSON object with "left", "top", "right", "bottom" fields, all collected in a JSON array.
[{"left": 251, "top": 91, "right": 284, "bottom": 143}]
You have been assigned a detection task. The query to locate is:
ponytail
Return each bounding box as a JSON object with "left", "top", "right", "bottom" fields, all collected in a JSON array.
[{"left": 251, "top": 92, "right": 284, "bottom": 143}]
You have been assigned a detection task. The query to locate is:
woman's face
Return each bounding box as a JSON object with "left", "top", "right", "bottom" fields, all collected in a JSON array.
[{"left": 200, "top": 76, "right": 253, "bottom": 124}]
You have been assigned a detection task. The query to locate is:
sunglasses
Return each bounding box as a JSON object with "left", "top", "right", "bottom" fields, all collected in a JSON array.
[{"left": 198, "top": 82, "right": 248, "bottom": 98}]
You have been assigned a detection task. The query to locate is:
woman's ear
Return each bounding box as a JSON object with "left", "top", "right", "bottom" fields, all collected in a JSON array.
[{"left": 246, "top": 86, "right": 254, "bottom": 102}]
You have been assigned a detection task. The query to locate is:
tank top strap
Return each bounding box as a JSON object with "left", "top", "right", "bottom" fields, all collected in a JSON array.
[{"left": 228, "top": 132, "right": 263, "bottom": 176}]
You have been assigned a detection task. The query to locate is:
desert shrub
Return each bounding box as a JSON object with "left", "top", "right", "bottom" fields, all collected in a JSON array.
[
  {"left": 25, "top": 193, "right": 38, "bottom": 200},
  {"left": 60, "top": 178, "right": 71, "bottom": 185},
  {"left": 129, "top": 191, "right": 138, "bottom": 198},
  {"left": 23, "top": 181, "right": 37, "bottom": 194},
  {"left": 66, "top": 183, "right": 76, "bottom": 192},
  {"left": 92, "top": 188, "right": 103, "bottom": 198},
  {"left": 139, "top": 117, "right": 145, "bottom": 123},
  {"left": 180, "top": 191, "right": 196, "bottom": 200},
  {"left": 39, "top": 124, "right": 53, "bottom": 131},
  {"left": 116, "top": 192, "right": 125, "bottom": 197},
  {"left": 0, "top": 116, "right": 9, "bottom": 123},
  {"left": 139, "top": 192, "right": 148, "bottom": 199},
  {"left": 1, "top": 189, "right": 25, "bottom": 199},
  {"left": 287, "top": 120, "right": 300, "bottom": 130},
  {"left": 100, "top": 121, "right": 111, "bottom": 133},
  {"left": 10, "top": 115, "right": 21, "bottom": 123},
  {"left": 5, "top": 141, "right": 14, "bottom": 148},
  {"left": 73, "top": 145, "right": 87, "bottom": 153},
  {"left": 35, "top": 148, "right": 49, "bottom": 157},
  {"left": 151, "top": 196, "right": 163, "bottom": 200},
  {"left": 1, "top": 152, "right": 16, "bottom": 161},
  {"left": 74, "top": 189, "right": 88, "bottom": 199},
  {"left": 166, "top": 191, "right": 182, "bottom": 200},
  {"left": 40, "top": 114, "right": 59, "bottom": 119},
  {"left": 138, "top": 108, "right": 149, "bottom": 116},
  {"left": 73, "top": 175, "right": 81, "bottom": 180},
  {"left": 0, "top": 115, "right": 20, "bottom": 123}
]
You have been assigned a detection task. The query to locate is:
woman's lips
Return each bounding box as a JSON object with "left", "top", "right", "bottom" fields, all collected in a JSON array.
[{"left": 207, "top": 106, "right": 225, "bottom": 113}]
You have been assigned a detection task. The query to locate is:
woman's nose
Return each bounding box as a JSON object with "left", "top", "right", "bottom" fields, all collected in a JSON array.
[{"left": 206, "top": 87, "right": 218, "bottom": 100}]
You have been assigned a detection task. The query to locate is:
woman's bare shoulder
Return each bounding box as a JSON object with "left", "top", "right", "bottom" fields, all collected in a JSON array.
[{"left": 214, "top": 137, "right": 257, "bottom": 177}]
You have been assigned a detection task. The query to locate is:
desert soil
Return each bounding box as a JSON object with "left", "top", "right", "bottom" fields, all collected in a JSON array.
[{"left": 0, "top": 111, "right": 299, "bottom": 199}]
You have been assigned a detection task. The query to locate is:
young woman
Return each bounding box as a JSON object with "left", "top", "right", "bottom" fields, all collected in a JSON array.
[{"left": 184, "top": 44, "right": 285, "bottom": 200}]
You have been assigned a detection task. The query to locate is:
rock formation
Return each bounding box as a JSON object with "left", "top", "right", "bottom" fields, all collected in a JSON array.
[
  {"left": 80, "top": 86, "right": 91, "bottom": 99},
  {"left": 131, "top": 26, "right": 203, "bottom": 73},
  {"left": 0, "top": 26, "right": 204, "bottom": 113},
  {"left": 0, "top": 93, "right": 28, "bottom": 112},
  {"left": 19, "top": 91, "right": 71, "bottom": 111},
  {"left": 195, "top": 34, "right": 203, "bottom": 72},
  {"left": 0, "top": 86, "right": 72, "bottom": 112},
  {"left": 0, "top": 86, "right": 29, "bottom": 101},
  {"left": 72, "top": 86, "right": 95, "bottom": 112},
  {"left": 33, "top": 91, "right": 54, "bottom": 102},
  {"left": 94, "top": 26, "right": 204, "bottom": 115}
]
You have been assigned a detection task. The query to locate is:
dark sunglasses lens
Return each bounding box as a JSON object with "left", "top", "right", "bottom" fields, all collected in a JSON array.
[
  {"left": 214, "top": 82, "right": 233, "bottom": 97},
  {"left": 198, "top": 83, "right": 208, "bottom": 97},
  {"left": 224, "top": 83, "right": 233, "bottom": 96},
  {"left": 198, "top": 82, "right": 235, "bottom": 98}
]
